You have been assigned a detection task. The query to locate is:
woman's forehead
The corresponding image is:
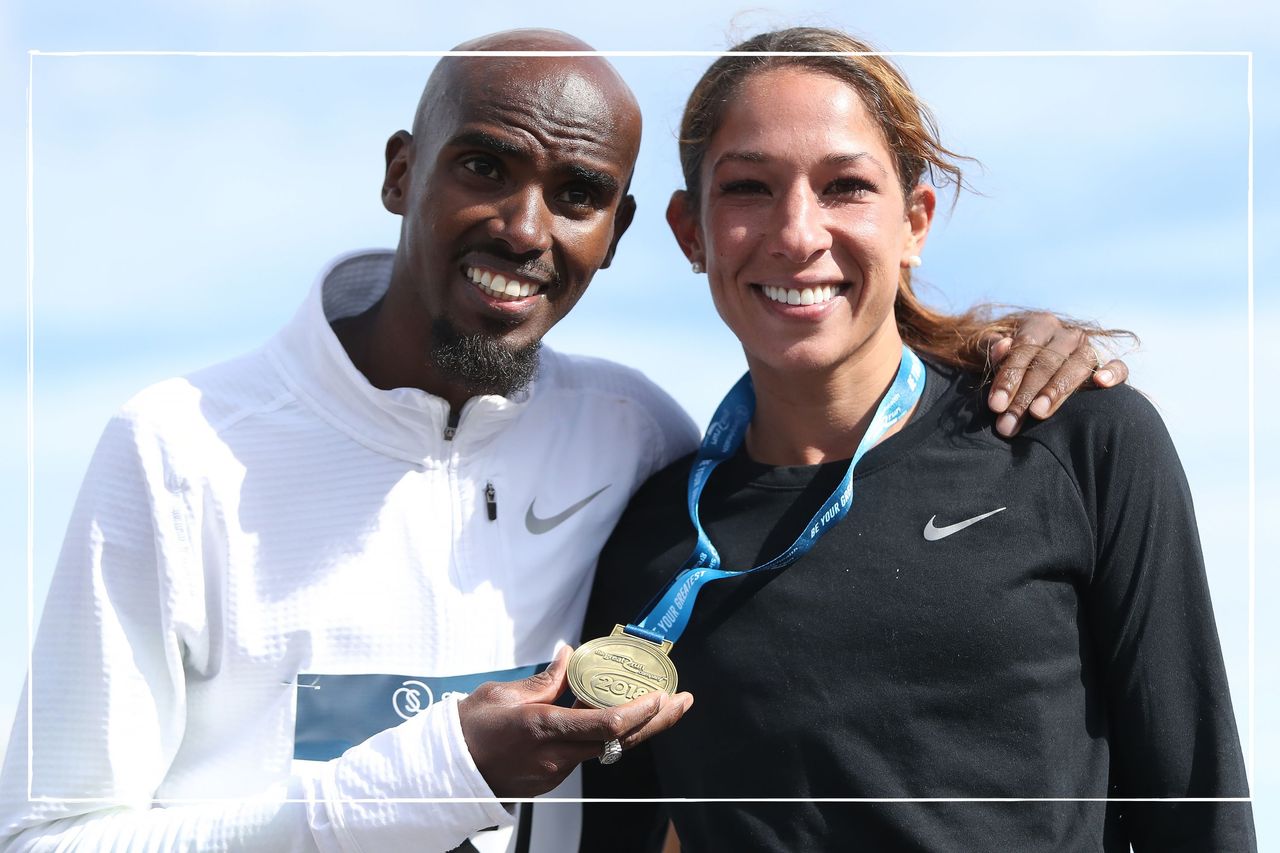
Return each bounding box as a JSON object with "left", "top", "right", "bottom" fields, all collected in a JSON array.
[{"left": 713, "top": 69, "right": 888, "bottom": 155}]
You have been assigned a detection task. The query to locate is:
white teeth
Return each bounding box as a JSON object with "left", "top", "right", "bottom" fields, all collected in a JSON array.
[
  {"left": 762, "top": 284, "right": 842, "bottom": 305},
  {"left": 465, "top": 266, "right": 542, "bottom": 301}
]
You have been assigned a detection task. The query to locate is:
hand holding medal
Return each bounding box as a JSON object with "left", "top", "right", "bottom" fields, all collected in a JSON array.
[{"left": 457, "top": 646, "right": 692, "bottom": 794}]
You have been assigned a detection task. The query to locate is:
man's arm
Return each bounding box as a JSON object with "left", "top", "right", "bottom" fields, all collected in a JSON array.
[
  {"left": 0, "top": 414, "right": 688, "bottom": 853},
  {"left": 0, "top": 413, "right": 512, "bottom": 852}
]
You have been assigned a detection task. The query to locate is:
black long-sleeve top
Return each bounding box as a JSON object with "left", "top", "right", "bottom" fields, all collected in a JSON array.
[{"left": 581, "top": 363, "right": 1254, "bottom": 852}]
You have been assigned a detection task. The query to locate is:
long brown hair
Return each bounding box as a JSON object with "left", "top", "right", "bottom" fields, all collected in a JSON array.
[{"left": 678, "top": 27, "right": 1123, "bottom": 373}]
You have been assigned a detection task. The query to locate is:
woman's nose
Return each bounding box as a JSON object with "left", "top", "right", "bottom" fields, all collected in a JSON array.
[{"left": 768, "top": 186, "right": 832, "bottom": 265}]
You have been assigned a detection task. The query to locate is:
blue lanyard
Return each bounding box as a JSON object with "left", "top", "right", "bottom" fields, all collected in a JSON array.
[{"left": 626, "top": 346, "right": 926, "bottom": 646}]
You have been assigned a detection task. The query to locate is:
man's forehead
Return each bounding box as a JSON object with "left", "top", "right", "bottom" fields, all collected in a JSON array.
[
  {"left": 448, "top": 56, "right": 626, "bottom": 119},
  {"left": 424, "top": 56, "right": 640, "bottom": 163}
]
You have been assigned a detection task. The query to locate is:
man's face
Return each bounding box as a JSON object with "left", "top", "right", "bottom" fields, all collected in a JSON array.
[{"left": 382, "top": 56, "right": 638, "bottom": 390}]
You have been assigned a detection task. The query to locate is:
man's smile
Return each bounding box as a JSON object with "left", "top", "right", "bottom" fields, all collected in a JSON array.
[{"left": 465, "top": 264, "right": 546, "bottom": 301}]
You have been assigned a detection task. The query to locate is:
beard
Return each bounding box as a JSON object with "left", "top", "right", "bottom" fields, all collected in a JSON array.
[{"left": 429, "top": 316, "right": 541, "bottom": 398}]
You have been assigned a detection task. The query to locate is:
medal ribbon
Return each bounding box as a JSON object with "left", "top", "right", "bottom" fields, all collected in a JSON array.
[{"left": 626, "top": 345, "right": 925, "bottom": 646}]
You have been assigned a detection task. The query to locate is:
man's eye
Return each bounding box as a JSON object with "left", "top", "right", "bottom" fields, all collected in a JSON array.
[
  {"left": 463, "top": 157, "right": 501, "bottom": 180},
  {"left": 556, "top": 186, "right": 595, "bottom": 207}
]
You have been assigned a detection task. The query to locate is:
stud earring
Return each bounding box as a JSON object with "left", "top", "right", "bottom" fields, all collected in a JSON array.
[
  {"left": 691, "top": 261, "right": 704, "bottom": 274},
  {"left": 906, "top": 255, "right": 922, "bottom": 268}
]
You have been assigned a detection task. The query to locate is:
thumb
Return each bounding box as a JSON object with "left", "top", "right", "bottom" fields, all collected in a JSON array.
[{"left": 512, "top": 645, "right": 572, "bottom": 705}]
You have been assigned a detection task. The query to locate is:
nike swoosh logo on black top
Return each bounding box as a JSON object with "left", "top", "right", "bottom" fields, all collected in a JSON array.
[
  {"left": 525, "top": 485, "right": 611, "bottom": 535},
  {"left": 922, "top": 507, "right": 1006, "bottom": 541}
]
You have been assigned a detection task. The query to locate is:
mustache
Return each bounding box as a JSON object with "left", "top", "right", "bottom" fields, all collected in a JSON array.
[{"left": 455, "top": 243, "right": 560, "bottom": 288}]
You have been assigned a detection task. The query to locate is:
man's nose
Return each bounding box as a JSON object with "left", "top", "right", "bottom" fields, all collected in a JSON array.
[
  {"left": 768, "top": 186, "right": 832, "bottom": 265},
  {"left": 489, "top": 186, "right": 554, "bottom": 256}
]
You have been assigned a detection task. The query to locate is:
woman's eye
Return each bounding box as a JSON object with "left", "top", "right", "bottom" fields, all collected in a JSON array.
[
  {"left": 463, "top": 157, "right": 501, "bottom": 180},
  {"left": 827, "top": 177, "right": 874, "bottom": 196},
  {"left": 719, "top": 180, "right": 769, "bottom": 195}
]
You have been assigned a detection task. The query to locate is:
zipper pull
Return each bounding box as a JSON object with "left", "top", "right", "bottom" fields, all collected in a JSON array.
[
  {"left": 443, "top": 409, "right": 461, "bottom": 441},
  {"left": 485, "top": 482, "right": 498, "bottom": 521}
]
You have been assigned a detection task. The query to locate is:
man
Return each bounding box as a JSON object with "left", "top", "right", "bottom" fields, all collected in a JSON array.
[{"left": 0, "top": 28, "right": 1119, "bottom": 853}]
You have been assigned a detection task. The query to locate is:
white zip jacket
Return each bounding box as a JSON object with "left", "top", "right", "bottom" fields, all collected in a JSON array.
[{"left": 0, "top": 251, "right": 700, "bottom": 852}]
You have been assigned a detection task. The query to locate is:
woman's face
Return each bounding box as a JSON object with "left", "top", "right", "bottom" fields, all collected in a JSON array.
[{"left": 671, "top": 67, "right": 933, "bottom": 378}]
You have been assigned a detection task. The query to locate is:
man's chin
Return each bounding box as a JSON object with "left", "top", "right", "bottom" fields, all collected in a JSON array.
[{"left": 430, "top": 318, "right": 541, "bottom": 398}]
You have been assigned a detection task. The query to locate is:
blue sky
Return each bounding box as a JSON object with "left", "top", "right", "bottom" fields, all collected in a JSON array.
[{"left": 3, "top": 0, "right": 1277, "bottom": 843}]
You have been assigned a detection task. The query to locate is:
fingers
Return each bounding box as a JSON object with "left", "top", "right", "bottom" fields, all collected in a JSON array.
[
  {"left": 993, "top": 345, "right": 1070, "bottom": 436},
  {"left": 541, "top": 690, "right": 695, "bottom": 766},
  {"left": 1092, "top": 358, "right": 1129, "bottom": 388},
  {"left": 989, "top": 313, "right": 1111, "bottom": 437},
  {"left": 989, "top": 316, "right": 1074, "bottom": 413},
  {"left": 549, "top": 689, "right": 690, "bottom": 744},
  {"left": 616, "top": 691, "right": 694, "bottom": 750},
  {"left": 1019, "top": 339, "right": 1099, "bottom": 423},
  {"left": 986, "top": 326, "right": 1047, "bottom": 417}
]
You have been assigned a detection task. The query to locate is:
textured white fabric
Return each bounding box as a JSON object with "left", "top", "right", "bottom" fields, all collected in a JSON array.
[{"left": 0, "top": 250, "right": 700, "bottom": 852}]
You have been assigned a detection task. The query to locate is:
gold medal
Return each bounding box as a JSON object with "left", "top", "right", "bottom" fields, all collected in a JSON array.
[{"left": 567, "top": 625, "right": 678, "bottom": 710}]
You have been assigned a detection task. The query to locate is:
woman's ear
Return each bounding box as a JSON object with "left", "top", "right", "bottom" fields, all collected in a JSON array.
[
  {"left": 903, "top": 183, "right": 936, "bottom": 262},
  {"left": 665, "top": 190, "right": 705, "bottom": 270}
]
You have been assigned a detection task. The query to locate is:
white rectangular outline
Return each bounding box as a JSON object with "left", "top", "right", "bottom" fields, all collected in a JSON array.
[{"left": 24, "top": 48, "right": 1254, "bottom": 807}]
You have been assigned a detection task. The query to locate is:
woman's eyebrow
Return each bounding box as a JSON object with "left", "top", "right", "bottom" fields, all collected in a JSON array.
[
  {"left": 712, "top": 150, "right": 889, "bottom": 178},
  {"left": 824, "top": 151, "right": 889, "bottom": 176},
  {"left": 713, "top": 150, "right": 768, "bottom": 170}
]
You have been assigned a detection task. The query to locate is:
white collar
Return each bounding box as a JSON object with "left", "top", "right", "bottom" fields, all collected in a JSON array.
[{"left": 265, "top": 249, "right": 535, "bottom": 464}]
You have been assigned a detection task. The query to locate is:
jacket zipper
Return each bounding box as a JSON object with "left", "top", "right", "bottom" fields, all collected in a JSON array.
[{"left": 443, "top": 405, "right": 496, "bottom": 523}]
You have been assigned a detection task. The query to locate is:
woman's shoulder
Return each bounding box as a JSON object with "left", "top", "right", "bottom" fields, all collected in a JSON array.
[
  {"left": 1021, "top": 382, "right": 1171, "bottom": 443},
  {"left": 923, "top": 359, "right": 1184, "bottom": 489},
  {"left": 924, "top": 351, "right": 1166, "bottom": 437},
  {"left": 1014, "top": 383, "right": 1186, "bottom": 492}
]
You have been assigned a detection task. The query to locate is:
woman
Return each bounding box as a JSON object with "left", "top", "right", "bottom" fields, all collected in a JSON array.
[{"left": 579, "top": 27, "right": 1254, "bottom": 852}]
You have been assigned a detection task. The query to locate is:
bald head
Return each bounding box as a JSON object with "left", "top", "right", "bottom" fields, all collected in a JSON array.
[
  {"left": 411, "top": 29, "right": 641, "bottom": 177},
  {"left": 374, "top": 29, "right": 644, "bottom": 403},
  {"left": 452, "top": 27, "right": 596, "bottom": 53}
]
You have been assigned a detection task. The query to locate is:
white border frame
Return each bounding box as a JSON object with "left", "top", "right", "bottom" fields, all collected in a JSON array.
[{"left": 24, "top": 47, "right": 1255, "bottom": 806}]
